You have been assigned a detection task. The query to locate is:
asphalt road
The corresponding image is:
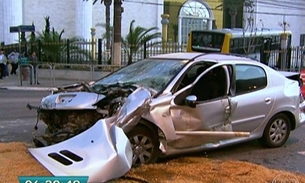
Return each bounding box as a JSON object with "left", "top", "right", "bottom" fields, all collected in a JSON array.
[
  {"left": 203, "top": 127, "right": 305, "bottom": 174},
  {"left": 1, "top": 89, "right": 305, "bottom": 174},
  {"left": 0, "top": 90, "right": 49, "bottom": 143}
]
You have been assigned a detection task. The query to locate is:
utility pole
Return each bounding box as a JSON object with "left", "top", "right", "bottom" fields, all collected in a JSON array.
[{"left": 112, "top": 0, "right": 123, "bottom": 65}]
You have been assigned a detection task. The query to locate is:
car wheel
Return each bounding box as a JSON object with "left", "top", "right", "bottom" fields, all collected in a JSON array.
[
  {"left": 127, "top": 125, "right": 160, "bottom": 166},
  {"left": 262, "top": 114, "right": 291, "bottom": 148}
]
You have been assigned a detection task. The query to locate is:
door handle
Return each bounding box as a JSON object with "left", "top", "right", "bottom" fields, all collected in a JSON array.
[
  {"left": 225, "top": 106, "right": 231, "bottom": 113},
  {"left": 265, "top": 97, "right": 272, "bottom": 104}
]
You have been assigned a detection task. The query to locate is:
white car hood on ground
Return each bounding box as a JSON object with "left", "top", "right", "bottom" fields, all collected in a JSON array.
[{"left": 29, "top": 118, "right": 132, "bottom": 182}]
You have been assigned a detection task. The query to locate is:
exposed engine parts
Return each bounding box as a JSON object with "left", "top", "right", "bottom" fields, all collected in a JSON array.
[
  {"left": 39, "top": 110, "right": 104, "bottom": 145},
  {"left": 28, "top": 82, "right": 137, "bottom": 146}
]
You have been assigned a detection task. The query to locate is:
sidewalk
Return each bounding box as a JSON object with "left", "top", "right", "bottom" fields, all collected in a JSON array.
[{"left": 0, "top": 74, "right": 81, "bottom": 91}]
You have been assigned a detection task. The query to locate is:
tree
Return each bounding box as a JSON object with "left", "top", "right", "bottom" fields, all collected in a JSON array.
[
  {"left": 122, "top": 20, "right": 161, "bottom": 65},
  {"left": 35, "top": 16, "right": 90, "bottom": 63},
  {"left": 86, "top": 0, "right": 124, "bottom": 65},
  {"left": 240, "top": 1, "right": 271, "bottom": 65},
  {"left": 35, "top": 16, "right": 65, "bottom": 62},
  {"left": 113, "top": 0, "right": 123, "bottom": 65},
  {"left": 85, "top": 0, "right": 111, "bottom": 51},
  {"left": 104, "top": 0, "right": 112, "bottom": 52},
  {"left": 242, "top": 0, "right": 257, "bottom": 55},
  {"left": 29, "top": 22, "right": 36, "bottom": 44}
]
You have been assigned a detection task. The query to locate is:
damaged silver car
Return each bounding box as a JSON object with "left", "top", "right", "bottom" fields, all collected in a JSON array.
[{"left": 28, "top": 52, "right": 305, "bottom": 167}]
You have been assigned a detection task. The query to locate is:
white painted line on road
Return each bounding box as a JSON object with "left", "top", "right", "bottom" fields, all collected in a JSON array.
[{"left": 297, "top": 151, "right": 305, "bottom": 155}]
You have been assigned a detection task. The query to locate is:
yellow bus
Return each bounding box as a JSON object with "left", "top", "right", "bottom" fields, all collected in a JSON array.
[{"left": 186, "top": 28, "right": 292, "bottom": 66}]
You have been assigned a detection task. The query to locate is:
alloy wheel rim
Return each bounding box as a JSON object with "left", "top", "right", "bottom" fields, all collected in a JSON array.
[
  {"left": 130, "top": 134, "right": 154, "bottom": 165},
  {"left": 269, "top": 118, "right": 287, "bottom": 143}
]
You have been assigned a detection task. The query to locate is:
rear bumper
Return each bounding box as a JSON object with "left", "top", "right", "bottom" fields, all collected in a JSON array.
[{"left": 297, "top": 101, "right": 305, "bottom": 129}]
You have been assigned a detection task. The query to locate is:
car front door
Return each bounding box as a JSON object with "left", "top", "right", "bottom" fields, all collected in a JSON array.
[{"left": 169, "top": 64, "right": 238, "bottom": 148}]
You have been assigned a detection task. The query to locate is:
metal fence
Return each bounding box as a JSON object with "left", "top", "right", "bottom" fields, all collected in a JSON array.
[
  {"left": 1, "top": 39, "right": 187, "bottom": 66},
  {"left": 265, "top": 46, "right": 305, "bottom": 72},
  {"left": 2, "top": 39, "right": 305, "bottom": 71}
]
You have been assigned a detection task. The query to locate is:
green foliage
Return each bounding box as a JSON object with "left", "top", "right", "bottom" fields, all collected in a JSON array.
[
  {"left": 30, "top": 16, "right": 91, "bottom": 63},
  {"left": 29, "top": 22, "right": 36, "bottom": 43},
  {"left": 122, "top": 20, "right": 161, "bottom": 65}
]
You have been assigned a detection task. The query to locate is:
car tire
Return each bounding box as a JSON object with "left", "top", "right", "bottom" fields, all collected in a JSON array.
[
  {"left": 262, "top": 114, "right": 291, "bottom": 148},
  {"left": 127, "top": 125, "right": 160, "bottom": 167}
]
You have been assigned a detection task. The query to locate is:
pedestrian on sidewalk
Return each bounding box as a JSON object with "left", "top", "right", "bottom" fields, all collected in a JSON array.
[
  {"left": 8, "top": 50, "right": 20, "bottom": 75},
  {"left": 19, "top": 52, "right": 29, "bottom": 81},
  {"left": 0, "top": 49, "right": 8, "bottom": 79},
  {"left": 28, "top": 50, "right": 39, "bottom": 85}
]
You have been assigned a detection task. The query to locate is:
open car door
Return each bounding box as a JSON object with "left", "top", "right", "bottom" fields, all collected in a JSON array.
[{"left": 169, "top": 63, "right": 249, "bottom": 148}]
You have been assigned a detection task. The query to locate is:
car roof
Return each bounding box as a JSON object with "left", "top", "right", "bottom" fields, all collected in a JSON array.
[
  {"left": 150, "top": 52, "right": 206, "bottom": 60},
  {"left": 149, "top": 52, "right": 255, "bottom": 63}
]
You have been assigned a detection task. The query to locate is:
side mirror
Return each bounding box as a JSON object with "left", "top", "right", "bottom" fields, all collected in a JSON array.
[{"left": 185, "top": 95, "right": 197, "bottom": 108}]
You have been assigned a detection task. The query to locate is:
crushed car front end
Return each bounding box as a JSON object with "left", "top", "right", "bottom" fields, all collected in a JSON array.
[{"left": 28, "top": 56, "right": 188, "bottom": 147}]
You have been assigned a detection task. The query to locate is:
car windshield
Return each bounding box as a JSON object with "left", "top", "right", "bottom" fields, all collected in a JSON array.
[{"left": 92, "top": 58, "right": 187, "bottom": 93}]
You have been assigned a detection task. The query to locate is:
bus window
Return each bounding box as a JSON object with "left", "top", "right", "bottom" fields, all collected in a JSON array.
[{"left": 188, "top": 31, "right": 225, "bottom": 53}]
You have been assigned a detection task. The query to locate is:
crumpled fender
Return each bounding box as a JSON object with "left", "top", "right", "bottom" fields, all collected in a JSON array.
[
  {"left": 115, "top": 87, "right": 152, "bottom": 131},
  {"left": 29, "top": 117, "right": 132, "bottom": 182}
]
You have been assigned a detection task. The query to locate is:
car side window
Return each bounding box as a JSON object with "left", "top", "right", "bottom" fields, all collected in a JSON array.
[
  {"left": 176, "top": 63, "right": 211, "bottom": 91},
  {"left": 191, "top": 66, "right": 227, "bottom": 101},
  {"left": 235, "top": 65, "right": 267, "bottom": 94}
]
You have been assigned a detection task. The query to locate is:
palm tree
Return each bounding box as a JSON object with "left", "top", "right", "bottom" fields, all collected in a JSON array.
[
  {"left": 95, "top": 0, "right": 112, "bottom": 51},
  {"left": 35, "top": 16, "right": 91, "bottom": 63},
  {"left": 35, "top": 16, "right": 65, "bottom": 62},
  {"left": 122, "top": 20, "right": 161, "bottom": 65},
  {"left": 86, "top": 0, "right": 124, "bottom": 65},
  {"left": 87, "top": 0, "right": 112, "bottom": 51}
]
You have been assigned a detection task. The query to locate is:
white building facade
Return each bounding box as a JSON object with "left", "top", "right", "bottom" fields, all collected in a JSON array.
[
  {"left": 252, "top": 0, "right": 305, "bottom": 46},
  {"left": 0, "top": 0, "right": 304, "bottom": 46},
  {"left": 0, "top": 0, "right": 163, "bottom": 45}
]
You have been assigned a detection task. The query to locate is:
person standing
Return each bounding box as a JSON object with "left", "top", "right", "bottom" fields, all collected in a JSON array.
[
  {"left": 0, "top": 49, "right": 7, "bottom": 79},
  {"left": 8, "top": 50, "right": 20, "bottom": 75},
  {"left": 28, "top": 51, "right": 39, "bottom": 85},
  {"left": 19, "top": 52, "right": 29, "bottom": 81}
]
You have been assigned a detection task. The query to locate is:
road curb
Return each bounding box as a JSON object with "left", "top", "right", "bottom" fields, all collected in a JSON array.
[{"left": 0, "top": 86, "right": 56, "bottom": 91}]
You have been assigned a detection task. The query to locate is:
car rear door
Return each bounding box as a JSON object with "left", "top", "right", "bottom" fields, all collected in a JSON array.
[{"left": 229, "top": 64, "right": 275, "bottom": 132}]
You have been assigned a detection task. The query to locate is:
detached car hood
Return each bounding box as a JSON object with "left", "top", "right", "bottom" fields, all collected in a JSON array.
[{"left": 29, "top": 119, "right": 132, "bottom": 182}]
